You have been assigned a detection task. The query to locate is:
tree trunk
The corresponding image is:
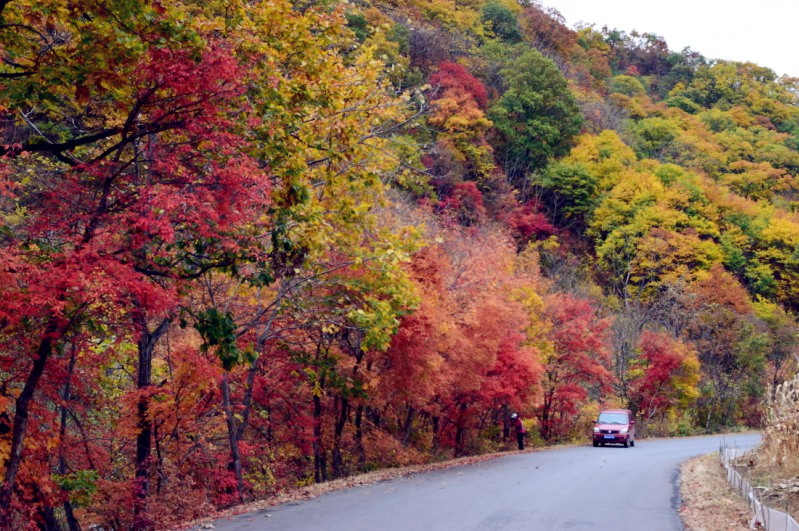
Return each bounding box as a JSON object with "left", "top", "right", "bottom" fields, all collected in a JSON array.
[
  {"left": 402, "top": 406, "right": 415, "bottom": 447},
  {"left": 236, "top": 282, "right": 289, "bottom": 441},
  {"left": 454, "top": 425, "right": 465, "bottom": 456},
  {"left": 331, "top": 397, "right": 348, "bottom": 478},
  {"left": 539, "top": 389, "right": 554, "bottom": 441},
  {"left": 237, "top": 363, "right": 258, "bottom": 440},
  {"left": 704, "top": 396, "right": 715, "bottom": 431},
  {"left": 0, "top": 325, "right": 57, "bottom": 527},
  {"left": 59, "top": 344, "right": 81, "bottom": 531},
  {"left": 154, "top": 421, "right": 164, "bottom": 495},
  {"left": 36, "top": 493, "right": 60, "bottom": 530},
  {"left": 220, "top": 372, "right": 245, "bottom": 502},
  {"left": 354, "top": 405, "right": 365, "bottom": 470},
  {"left": 312, "top": 394, "right": 326, "bottom": 483},
  {"left": 454, "top": 404, "right": 467, "bottom": 456},
  {"left": 133, "top": 317, "right": 169, "bottom": 530}
]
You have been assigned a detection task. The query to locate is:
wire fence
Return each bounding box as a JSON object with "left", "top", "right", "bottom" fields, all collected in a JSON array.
[{"left": 719, "top": 441, "right": 799, "bottom": 531}]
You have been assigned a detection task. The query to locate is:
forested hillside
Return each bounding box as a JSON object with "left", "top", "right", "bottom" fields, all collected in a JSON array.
[{"left": 1, "top": 0, "right": 798, "bottom": 528}]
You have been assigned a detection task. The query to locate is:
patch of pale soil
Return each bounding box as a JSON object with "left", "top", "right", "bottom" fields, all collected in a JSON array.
[{"left": 680, "top": 453, "right": 753, "bottom": 530}]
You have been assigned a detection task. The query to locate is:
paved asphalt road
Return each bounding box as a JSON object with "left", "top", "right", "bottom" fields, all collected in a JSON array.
[{"left": 199, "top": 433, "right": 760, "bottom": 531}]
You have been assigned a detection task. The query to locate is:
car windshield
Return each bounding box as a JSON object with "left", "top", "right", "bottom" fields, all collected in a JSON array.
[{"left": 597, "top": 412, "right": 628, "bottom": 424}]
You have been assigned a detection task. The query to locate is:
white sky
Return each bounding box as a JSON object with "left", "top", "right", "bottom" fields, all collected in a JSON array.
[{"left": 539, "top": 1, "right": 799, "bottom": 77}]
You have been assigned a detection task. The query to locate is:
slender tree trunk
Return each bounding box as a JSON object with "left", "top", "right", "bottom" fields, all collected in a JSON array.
[
  {"left": 539, "top": 388, "right": 553, "bottom": 441},
  {"left": 59, "top": 344, "right": 81, "bottom": 531},
  {"left": 312, "top": 394, "right": 326, "bottom": 483},
  {"left": 153, "top": 421, "right": 167, "bottom": 496},
  {"left": 0, "top": 325, "right": 57, "bottom": 527},
  {"left": 237, "top": 364, "right": 258, "bottom": 440},
  {"left": 63, "top": 490, "right": 80, "bottom": 531},
  {"left": 402, "top": 406, "right": 415, "bottom": 447},
  {"left": 454, "top": 425, "right": 464, "bottom": 456},
  {"left": 331, "top": 397, "right": 348, "bottom": 478},
  {"left": 704, "top": 397, "right": 715, "bottom": 431},
  {"left": 36, "top": 493, "right": 60, "bottom": 530},
  {"left": 432, "top": 415, "right": 439, "bottom": 450},
  {"left": 354, "top": 405, "right": 365, "bottom": 470},
  {"left": 133, "top": 317, "right": 169, "bottom": 530},
  {"left": 502, "top": 405, "right": 510, "bottom": 442},
  {"left": 454, "top": 404, "right": 467, "bottom": 456},
  {"left": 237, "top": 282, "right": 289, "bottom": 441},
  {"left": 220, "top": 372, "right": 245, "bottom": 502}
]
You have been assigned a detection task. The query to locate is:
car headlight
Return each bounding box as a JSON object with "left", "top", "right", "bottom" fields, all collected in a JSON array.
[
  {"left": 593, "top": 427, "right": 600, "bottom": 433},
  {"left": 620, "top": 427, "right": 628, "bottom": 434}
]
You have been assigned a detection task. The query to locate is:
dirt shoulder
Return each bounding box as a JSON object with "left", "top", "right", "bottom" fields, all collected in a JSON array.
[{"left": 680, "top": 453, "right": 752, "bottom": 530}]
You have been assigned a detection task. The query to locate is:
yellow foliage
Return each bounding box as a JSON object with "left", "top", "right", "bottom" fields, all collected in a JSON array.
[{"left": 562, "top": 130, "right": 636, "bottom": 191}]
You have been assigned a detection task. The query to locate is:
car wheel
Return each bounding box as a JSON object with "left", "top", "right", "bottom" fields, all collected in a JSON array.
[
  {"left": 623, "top": 440, "right": 628, "bottom": 448},
  {"left": 593, "top": 441, "right": 599, "bottom": 447},
  {"left": 630, "top": 439, "right": 635, "bottom": 447}
]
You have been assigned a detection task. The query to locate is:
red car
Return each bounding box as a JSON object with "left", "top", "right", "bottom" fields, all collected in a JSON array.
[{"left": 593, "top": 409, "right": 635, "bottom": 447}]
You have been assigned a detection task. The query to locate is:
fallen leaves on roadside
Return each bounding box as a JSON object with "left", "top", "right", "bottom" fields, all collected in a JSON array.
[{"left": 680, "top": 454, "right": 752, "bottom": 530}]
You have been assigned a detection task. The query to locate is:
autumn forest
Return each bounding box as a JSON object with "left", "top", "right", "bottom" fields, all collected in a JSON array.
[{"left": 2, "top": 0, "right": 799, "bottom": 528}]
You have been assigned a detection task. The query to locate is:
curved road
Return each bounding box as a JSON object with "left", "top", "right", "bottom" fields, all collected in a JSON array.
[{"left": 201, "top": 434, "right": 759, "bottom": 531}]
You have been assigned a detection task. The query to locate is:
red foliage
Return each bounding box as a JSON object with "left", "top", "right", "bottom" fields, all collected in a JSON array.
[
  {"left": 689, "top": 264, "right": 752, "bottom": 314},
  {"left": 375, "top": 231, "right": 543, "bottom": 455},
  {"left": 437, "top": 181, "right": 487, "bottom": 226},
  {"left": 479, "top": 331, "right": 541, "bottom": 413},
  {"left": 625, "top": 65, "right": 641, "bottom": 76},
  {"left": 536, "top": 294, "right": 612, "bottom": 441},
  {"left": 430, "top": 62, "right": 488, "bottom": 109},
  {"left": 0, "top": 40, "right": 270, "bottom": 527},
  {"left": 503, "top": 201, "right": 557, "bottom": 243},
  {"left": 519, "top": 5, "right": 578, "bottom": 60},
  {"left": 426, "top": 62, "right": 494, "bottom": 187},
  {"left": 629, "top": 331, "right": 696, "bottom": 422}
]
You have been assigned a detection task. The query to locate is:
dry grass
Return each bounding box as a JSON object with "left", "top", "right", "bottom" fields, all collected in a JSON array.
[
  {"left": 738, "top": 374, "right": 799, "bottom": 521},
  {"left": 680, "top": 453, "right": 751, "bottom": 530}
]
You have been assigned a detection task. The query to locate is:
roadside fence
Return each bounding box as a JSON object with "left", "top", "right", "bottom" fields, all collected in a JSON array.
[{"left": 719, "top": 441, "right": 799, "bottom": 531}]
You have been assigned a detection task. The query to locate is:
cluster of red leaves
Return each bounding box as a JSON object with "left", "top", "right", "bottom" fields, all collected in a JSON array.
[
  {"left": 503, "top": 201, "right": 558, "bottom": 244},
  {"left": 629, "top": 330, "right": 697, "bottom": 422},
  {"left": 0, "top": 37, "right": 272, "bottom": 527},
  {"left": 536, "top": 294, "right": 612, "bottom": 441},
  {"left": 437, "top": 181, "right": 487, "bottom": 226},
  {"left": 430, "top": 62, "right": 488, "bottom": 109},
  {"left": 372, "top": 229, "right": 542, "bottom": 455}
]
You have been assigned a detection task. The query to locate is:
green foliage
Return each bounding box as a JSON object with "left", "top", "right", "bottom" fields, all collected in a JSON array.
[
  {"left": 700, "top": 109, "right": 739, "bottom": 132},
  {"left": 194, "top": 308, "right": 254, "bottom": 371},
  {"left": 489, "top": 48, "right": 582, "bottom": 183},
  {"left": 481, "top": 1, "right": 521, "bottom": 43},
  {"left": 664, "top": 95, "right": 703, "bottom": 114},
  {"left": 632, "top": 117, "right": 681, "bottom": 159},
  {"left": 609, "top": 75, "right": 645, "bottom": 97},
  {"left": 387, "top": 23, "right": 411, "bottom": 55},
  {"left": 538, "top": 161, "right": 598, "bottom": 227},
  {"left": 345, "top": 12, "right": 371, "bottom": 42},
  {"left": 53, "top": 470, "right": 99, "bottom": 508}
]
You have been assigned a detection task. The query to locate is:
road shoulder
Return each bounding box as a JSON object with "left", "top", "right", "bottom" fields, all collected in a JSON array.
[{"left": 680, "top": 453, "right": 751, "bottom": 530}]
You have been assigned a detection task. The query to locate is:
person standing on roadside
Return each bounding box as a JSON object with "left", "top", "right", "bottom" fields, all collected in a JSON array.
[{"left": 510, "top": 413, "right": 525, "bottom": 450}]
